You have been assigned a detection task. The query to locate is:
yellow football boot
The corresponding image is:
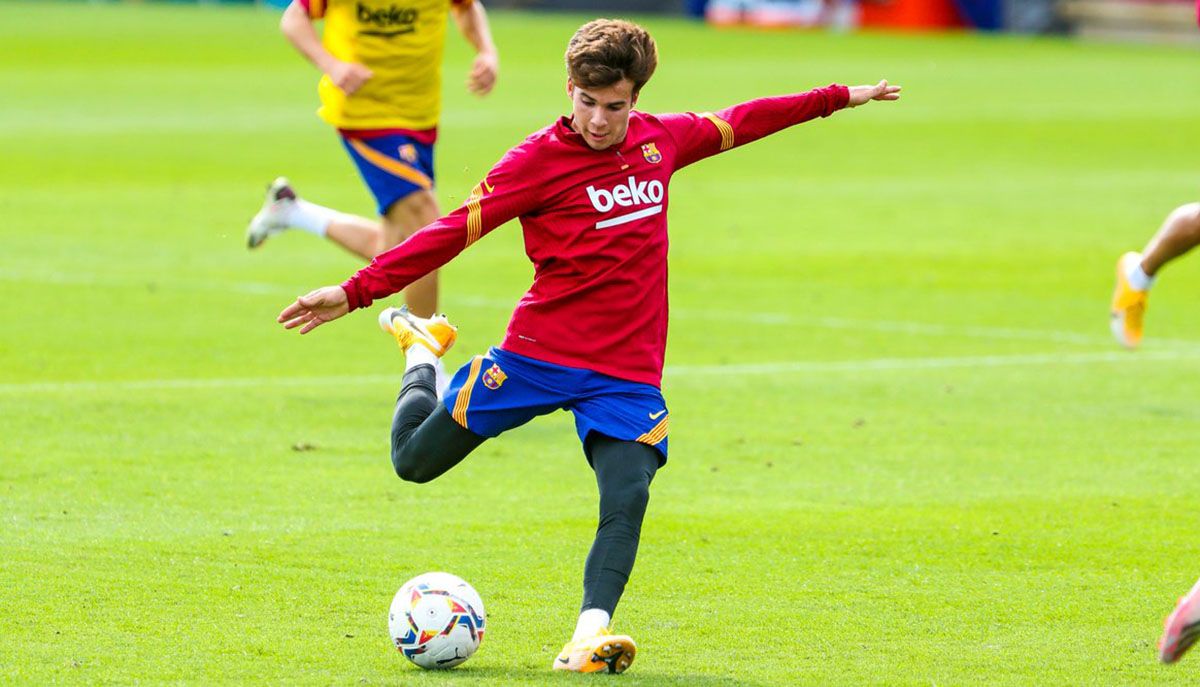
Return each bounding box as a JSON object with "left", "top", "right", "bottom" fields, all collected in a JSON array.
[
  {"left": 1110, "top": 251, "right": 1148, "bottom": 349},
  {"left": 378, "top": 306, "right": 458, "bottom": 357},
  {"left": 552, "top": 628, "right": 636, "bottom": 674}
]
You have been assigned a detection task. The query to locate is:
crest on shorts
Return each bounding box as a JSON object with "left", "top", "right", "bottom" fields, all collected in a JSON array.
[
  {"left": 641, "top": 142, "right": 662, "bottom": 164},
  {"left": 398, "top": 143, "right": 418, "bottom": 164},
  {"left": 482, "top": 363, "right": 507, "bottom": 390}
]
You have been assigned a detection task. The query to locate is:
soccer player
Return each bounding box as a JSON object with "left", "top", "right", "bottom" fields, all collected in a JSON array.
[
  {"left": 247, "top": 0, "right": 499, "bottom": 317},
  {"left": 1160, "top": 576, "right": 1200, "bottom": 663},
  {"left": 1110, "top": 202, "right": 1200, "bottom": 348},
  {"left": 277, "top": 19, "right": 900, "bottom": 673}
]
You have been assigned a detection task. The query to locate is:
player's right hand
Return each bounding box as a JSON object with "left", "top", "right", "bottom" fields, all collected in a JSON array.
[
  {"left": 467, "top": 51, "right": 499, "bottom": 96},
  {"left": 278, "top": 286, "right": 350, "bottom": 335},
  {"left": 328, "top": 60, "right": 373, "bottom": 96}
]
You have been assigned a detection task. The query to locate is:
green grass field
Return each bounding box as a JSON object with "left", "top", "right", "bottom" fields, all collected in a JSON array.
[{"left": 4, "top": 2, "right": 1200, "bottom": 684}]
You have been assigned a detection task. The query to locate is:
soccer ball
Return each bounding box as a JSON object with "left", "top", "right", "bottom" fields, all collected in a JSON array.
[{"left": 388, "top": 572, "right": 487, "bottom": 669}]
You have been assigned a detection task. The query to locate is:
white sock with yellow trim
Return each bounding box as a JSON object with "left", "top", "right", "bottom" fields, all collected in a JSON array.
[
  {"left": 571, "top": 608, "right": 611, "bottom": 642},
  {"left": 287, "top": 199, "right": 335, "bottom": 237}
]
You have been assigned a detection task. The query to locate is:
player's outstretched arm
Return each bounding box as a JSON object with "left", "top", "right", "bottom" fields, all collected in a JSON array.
[
  {"left": 280, "top": 2, "right": 373, "bottom": 95},
  {"left": 278, "top": 286, "right": 349, "bottom": 335},
  {"left": 662, "top": 81, "right": 899, "bottom": 170},
  {"left": 847, "top": 80, "right": 902, "bottom": 108},
  {"left": 453, "top": 1, "right": 499, "bottom": 96}
]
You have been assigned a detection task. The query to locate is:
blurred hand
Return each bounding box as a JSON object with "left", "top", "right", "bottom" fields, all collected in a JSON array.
[
  {"left": 848, "top": 80, "right": 901, "bottom": 108},
  {"left": 467, "top": 52, "right": 498, "bottom": 96},
  {"left": 327, "top": 60, "right": 373, "bottom": 96},
  {"left": 278, "top": 286, "right": 349, "bottom": 334}
]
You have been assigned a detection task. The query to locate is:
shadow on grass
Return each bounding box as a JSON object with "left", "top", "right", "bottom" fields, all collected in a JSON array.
[{"left": 393, "top": 664, "right": 770, "bottom": 686}]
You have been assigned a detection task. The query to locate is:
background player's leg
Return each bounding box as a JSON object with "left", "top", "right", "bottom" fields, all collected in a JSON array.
[
  {"left": 579, "top": 435, "right": 660, "bottom": 627},
  {"left": 246, "top": 178, "right": 382, "bottom": 259},
  {"left": 382, "top": 190, "right": 441, "bottom": 317},
  {"left": 1111, "top": 202, "right": 1200, "bottom": 348},
  {"left": 1141, "top": 202, "right": 1200, "bottom": 276},
  {"left": 324, "top": 213, "right": 384, "bottom": 261},
  {"left": 390, "top": 363, "right": 485, "bottom": 483}
]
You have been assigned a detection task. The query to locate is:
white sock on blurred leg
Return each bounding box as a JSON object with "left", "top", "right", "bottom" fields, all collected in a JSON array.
[
  {"left": 1127, "top": 261, "right": 1155, "bottom": 291},
  {"left": 288, "top": 199, "right": 335, "bottom": 237}
]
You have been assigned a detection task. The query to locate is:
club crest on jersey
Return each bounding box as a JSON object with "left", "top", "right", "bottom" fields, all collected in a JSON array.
[
  {"left": 641, "top": 142, "right": 662, "bottom": 164},
  {"left": 482, "top": 363, "right": 507, "bottom": 390},
  {"left": 398, "top": 144, "right": 418, "bottom": 164}
]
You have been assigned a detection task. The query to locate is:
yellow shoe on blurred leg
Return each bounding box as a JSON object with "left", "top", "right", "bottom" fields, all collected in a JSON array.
[
  {"left": 551, "top": 628, "right": 636, "bottom": 673},
  {"left": 378, "top": 305, "right": 457, "bottom": 357},
  {"left": 1110, "top": 251, "right": 1148, "bottom": 349}
]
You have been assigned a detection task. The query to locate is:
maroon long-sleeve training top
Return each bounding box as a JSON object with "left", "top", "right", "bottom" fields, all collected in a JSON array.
[{"left": 342, "top": 84, "right": 851, "bottom": 387}]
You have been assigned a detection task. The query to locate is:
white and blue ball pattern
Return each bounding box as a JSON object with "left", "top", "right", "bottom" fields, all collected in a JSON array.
[{"left": 388, "top": 572, "right": 487, "bottom": 669}]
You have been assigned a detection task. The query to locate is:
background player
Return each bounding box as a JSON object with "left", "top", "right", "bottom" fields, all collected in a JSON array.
[
  {"left": 247, "top": 0, "right": 499, "bottom": 316},
  {"left": 277, "top": 18, "right": 899, "bottom": 673},
  {"left": 1110, "top": 202, "right": 1200, "bottom": 348},
  {"left": 1160, "top": 576, "right": 1200, "bottom": 663}
]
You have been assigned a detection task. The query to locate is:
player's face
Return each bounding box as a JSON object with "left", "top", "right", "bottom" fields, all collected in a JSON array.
[{"left": 568, "top": 79, "right": 637, "bottom": 151}]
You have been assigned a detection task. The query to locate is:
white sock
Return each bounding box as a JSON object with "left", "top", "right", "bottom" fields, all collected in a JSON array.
[
  {"left": 1127, "top": 260, "right": 1155, "bottom": 291},
  {"left": 404, "top": 344, "right": 438, "bottom": 372},
  {"left": 434, "top": 360, "right": 450, "bottom": 400},
  {"left": 572, "top": 608, "right": 611, "bottom": 642},
  {"left": 287, "top": 199, "right": 335, "bottom": 237}
]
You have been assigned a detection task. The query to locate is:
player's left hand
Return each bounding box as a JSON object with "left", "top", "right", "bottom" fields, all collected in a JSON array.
[
  {"left": 278, "top": 285, "right": 349, "bottom": 335},
  {"left": 847, "top": 80, "right": 901, "bottom": 107},
  {"left": 468, "top": 52, "right": 498, "bottom": 96}
]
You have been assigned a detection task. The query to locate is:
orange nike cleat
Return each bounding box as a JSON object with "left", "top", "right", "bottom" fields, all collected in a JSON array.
[
  {"left": 378, "top": 305, "right": 458, "bottom": 357},
  {"left": 552, "top": 628, "right": 636, "bottom": 674}
]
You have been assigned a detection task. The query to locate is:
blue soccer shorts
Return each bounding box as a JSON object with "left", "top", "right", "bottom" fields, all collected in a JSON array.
[
  {"left": 339, "top": 132, "right": 435, "bottom": 216},
  {"left": 442, "top": 347, "right": 669, "bottom": 463}
]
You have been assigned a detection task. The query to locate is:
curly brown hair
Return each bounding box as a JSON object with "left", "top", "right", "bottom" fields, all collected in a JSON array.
[{"left": 565, "top": 19, "right": 658, "bottom": 95}]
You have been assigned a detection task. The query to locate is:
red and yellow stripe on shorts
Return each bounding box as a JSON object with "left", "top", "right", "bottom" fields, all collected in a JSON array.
[
  {"left": 451, "top": 356, "right": 485, "bottom": 429},
  {"left": 635, "top": 414, "right": 668, "bottom": 447}
]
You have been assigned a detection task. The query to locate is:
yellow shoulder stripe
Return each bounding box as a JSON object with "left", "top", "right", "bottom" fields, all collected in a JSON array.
[
  {"left": 465, "top": 183, "right": 484, "bottom": 248},
  {"left": 700, "top": 112, "right": 735, "bottom": 151}
]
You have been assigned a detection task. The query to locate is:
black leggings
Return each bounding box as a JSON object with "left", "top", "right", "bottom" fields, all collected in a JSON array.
[
  {"left": 581, "top": 433, "right": 659, "bottom": 614},
  {"left": 389, "top": 364, "right": 484, "bottom": 483},
  {"left": 390, "top": 363, "right": 660, "bottom": 615}
]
